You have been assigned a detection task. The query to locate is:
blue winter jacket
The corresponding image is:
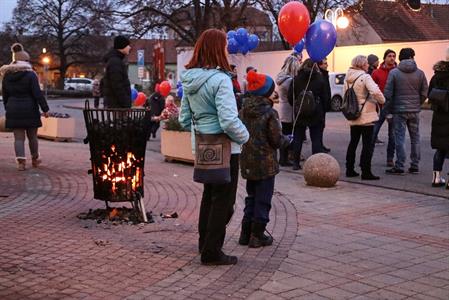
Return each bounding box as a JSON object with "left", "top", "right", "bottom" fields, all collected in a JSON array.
[{"left": 178, "top": 68, "right": 249, "bottom": 154}]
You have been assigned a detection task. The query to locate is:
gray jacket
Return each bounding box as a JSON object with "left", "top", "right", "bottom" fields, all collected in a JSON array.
[
  {"left": 275, "top": 72, "right": 293, "bottom": 123},
  {"left": 384, "top": 59, "right": 428, "bottom": 114}
]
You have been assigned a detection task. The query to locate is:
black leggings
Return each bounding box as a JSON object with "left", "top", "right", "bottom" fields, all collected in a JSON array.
[{"left": 346, "top": 125, "right": 374, "bottom": 172}]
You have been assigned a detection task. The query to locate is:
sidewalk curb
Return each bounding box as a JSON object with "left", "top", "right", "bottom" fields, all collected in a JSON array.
[{"left": 280, "top": 166, "right": 449, "bottom": 200}]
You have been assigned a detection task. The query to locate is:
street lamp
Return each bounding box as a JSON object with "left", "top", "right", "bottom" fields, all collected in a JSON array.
[
  {"left": 42, "top": 55, "right": 50, "bottom": 99},
  {"left": 325, "top": 7, "right": 350, "bottom": 71}
]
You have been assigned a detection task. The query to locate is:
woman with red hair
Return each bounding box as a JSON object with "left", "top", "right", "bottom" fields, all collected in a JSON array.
[{"left": 179, "top": 29, "right": 249, "bottom": 265}]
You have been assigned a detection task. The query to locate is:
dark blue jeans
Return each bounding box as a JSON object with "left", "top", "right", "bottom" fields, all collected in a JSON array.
[
  {"left": 393, "top": 113, "right": 420, "bottom": 170},
  {"left": 434, "top": 149, "right": 448, "bottom": 171},
  {"left": 243, "top": 176, "right": 275, "bottom": 225},
  {"left": 372, "top": 108, "right": 395, "bottom": 162}
]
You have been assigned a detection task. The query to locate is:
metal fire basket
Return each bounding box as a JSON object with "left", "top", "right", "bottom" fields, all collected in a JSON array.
[{"left": 83, "top": 101, "right": 151, "bottom": 221}]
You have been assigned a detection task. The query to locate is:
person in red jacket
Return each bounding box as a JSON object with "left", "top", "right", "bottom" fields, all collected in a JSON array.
[{"left": 371, "top": 49, "right": 397, "bottom": 167}]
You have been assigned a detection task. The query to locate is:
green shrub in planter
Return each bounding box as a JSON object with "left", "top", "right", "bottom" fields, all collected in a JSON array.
[{"left": 163, "top": 117, "right": 189, "bottom": 131}]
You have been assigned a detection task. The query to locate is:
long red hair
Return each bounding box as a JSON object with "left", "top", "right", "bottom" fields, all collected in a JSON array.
[{"left": 185, "top": 29, "right": 232, "bottom": 72}]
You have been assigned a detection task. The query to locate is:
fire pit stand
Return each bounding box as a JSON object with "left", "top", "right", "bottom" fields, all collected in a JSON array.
[{"left": 83, "top": 101, "right": 151, "bottom": 222}]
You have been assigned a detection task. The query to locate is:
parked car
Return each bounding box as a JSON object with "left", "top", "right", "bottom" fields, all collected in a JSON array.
[
  {"left": 64, "top": 78, "right": 94, "bottom": 92},
  {"left": 329, "top": 72, "right": 345, "bottom": 111}
]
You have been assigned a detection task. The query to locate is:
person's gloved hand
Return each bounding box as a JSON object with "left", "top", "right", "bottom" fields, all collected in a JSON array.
[{"left": 287, "top": 134, "right": 294, "bottom": 145}]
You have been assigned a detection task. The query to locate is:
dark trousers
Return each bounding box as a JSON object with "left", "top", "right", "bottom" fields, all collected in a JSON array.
[
  {"left": 372, "top": 110, "right": 395, "bottom": 162},
  {"left": 94, "top": 97, "right": 100, "bottom": 108},
  {"left": 280, "top": 122, "right": 293, "bottom": 163},
  {"left": 292, "top": 124, "right": 323, "bottom": 160},
  {"left": 243, "top": 176, "right": 275, "bottom": 225},
  {"left": 346, "top": 125, "right": 374, "bottom": 172},
  {"left": 199, "top": 154, "right": 239, "bottom": 258},
  {"left": 149, "top": 121, "right": 160, "bottom": 135},
  {"left": 434, "top": 149, "right": 448, "bottom": 171}
]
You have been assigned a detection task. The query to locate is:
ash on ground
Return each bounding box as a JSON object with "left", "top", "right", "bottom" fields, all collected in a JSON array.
[{"left": 77, "top": 207, "right": 154, "bottom": 225}]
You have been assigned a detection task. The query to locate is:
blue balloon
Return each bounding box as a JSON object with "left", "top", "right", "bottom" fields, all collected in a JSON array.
[
  {"left": 247, "top": 34, "right": 259, "bottom": 51},
  {"left": 293, "top": 39, "right": 305, "bottom": 54},
  {"left": 239, "top": 43, "right": 249, "bottom": 55},
  {"left": 176, "top": 80, "right": 182, "bottom": 89},
  {"left": 305, "top": 20, "right": 337, "bottom": 62},
  {"left": 227, "top": 30, "right": 236, "bottom": 40},
  {"left": 227, "top": 38, "right": 239, "bottom": 54},
  {"left": 131, "top": 88, "right": 138, "bottom": 100},
  {"left": 235, "top": 28, "right": 248, "bottom": 46},
  {"left": 177, "top": 86, "right": 183, "bottom": 99}
]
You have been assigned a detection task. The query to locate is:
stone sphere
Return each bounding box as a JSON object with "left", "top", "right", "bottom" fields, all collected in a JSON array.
[{"left": 303, "top": 153, "right": 340, "bottom": 187}]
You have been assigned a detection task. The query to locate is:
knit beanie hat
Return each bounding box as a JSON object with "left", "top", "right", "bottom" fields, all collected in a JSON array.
[
  {"left": 367, "top": 54, "right": 379, "bottom": 66},
  {"left": 114, "top": 35, "right": 130, "bottom": 50},
  {"left": 399, "top": 48, "right": 415, "bottom": 61},
  {"left": 383, "top": 49, "right": 396, "bottom": 60},
  {"left": 11, "top": 43, "right": 30, "bottom": 62},
  {"left": 246, "top": 70, "right": 275, "bottom": 97}
]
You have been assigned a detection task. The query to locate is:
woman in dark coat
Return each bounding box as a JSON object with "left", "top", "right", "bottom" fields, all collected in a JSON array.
[
  {"left": 428, "top": 50, "right": 449, "bottom": 188},
  {"left": 0, "top": 43, "right": 49, "bottom": 171},
  {"left": 287, "top": 58, "right": 327, "bottom": 170}
]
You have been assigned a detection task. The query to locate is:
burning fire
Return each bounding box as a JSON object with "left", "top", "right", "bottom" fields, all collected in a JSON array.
[{"left": 97, "top": 145, "right": 142, "bottom": 194}]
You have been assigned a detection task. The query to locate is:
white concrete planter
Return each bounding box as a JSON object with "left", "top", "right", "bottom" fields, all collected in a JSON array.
[
  {"left": 38, "top": 117, "right": 76, "bottom": 142},
  {"left": 160, "top": 129, "right": 194, "bottom": 163}
]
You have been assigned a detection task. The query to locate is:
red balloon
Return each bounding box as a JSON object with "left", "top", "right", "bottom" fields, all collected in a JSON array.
[
  {"left": 159, "top": 81, "right": 171, "bottom": 97},
  {"left": 278, "top": 2, "right": 310, "bottom": 46},
  {"left": 134, "top": 92, "right": 147, "bottom": 107}
]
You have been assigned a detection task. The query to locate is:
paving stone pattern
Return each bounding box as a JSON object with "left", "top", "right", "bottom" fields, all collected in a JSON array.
[{"left": 0, "top": 134, "right": 448, "bottom": 299}]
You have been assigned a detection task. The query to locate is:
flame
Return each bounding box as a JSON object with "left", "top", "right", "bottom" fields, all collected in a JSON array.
[{"left": 96, "top": 145, "right": 142, "bottom": 195}]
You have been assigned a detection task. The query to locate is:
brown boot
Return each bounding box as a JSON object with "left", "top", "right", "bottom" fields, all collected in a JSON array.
[
  {"left": 17, "top": 159, "right": 26, "bottom": 171},
  {"left": 32, "top": 158, "right": 41, "bottom": 168}
]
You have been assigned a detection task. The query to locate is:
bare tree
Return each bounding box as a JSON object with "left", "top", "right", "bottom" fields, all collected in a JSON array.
[
  {"left": 8, "top": 0, "right": 113, "bottom": 88},
  {"left": 105, "top": 0, "right": 256, "bottom": 46}
]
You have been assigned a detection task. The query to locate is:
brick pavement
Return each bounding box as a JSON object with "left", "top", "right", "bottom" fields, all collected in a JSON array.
[{"left": 0, "top": 132, "right": 448, "bottom": 299}]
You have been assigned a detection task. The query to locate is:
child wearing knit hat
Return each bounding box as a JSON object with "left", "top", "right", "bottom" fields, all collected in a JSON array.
[{"left": 238, "top": 70, "right": 291, "bottom": 248}]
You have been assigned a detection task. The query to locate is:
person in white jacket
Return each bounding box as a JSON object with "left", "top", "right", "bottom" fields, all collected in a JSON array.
[{"left": 344, "top": 55, "right": 385, "bottom": 180}]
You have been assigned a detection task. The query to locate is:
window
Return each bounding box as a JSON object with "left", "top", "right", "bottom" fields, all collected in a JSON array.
[{"left": 335, "top": 74, "right": 345, "bottom": 85}]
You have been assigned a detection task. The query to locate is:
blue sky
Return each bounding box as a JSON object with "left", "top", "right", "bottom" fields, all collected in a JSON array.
[{"left": 0, "top": 0, "right": 16, "bottom": 24}]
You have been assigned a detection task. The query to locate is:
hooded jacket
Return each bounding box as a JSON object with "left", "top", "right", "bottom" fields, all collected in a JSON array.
[
  {"left": 384, "top": 59, "right": 428, "bottom": 114},
  {"left": 428, "top": 60, "right": 449, "bottom": 151},
  {"left": 178, "top": 68, "right": 249, "bottom": 154},
  {"left": 102, "top": 49, "right": 131, "bottom": 108},
  {"left": 240, "top": 95, "right": 289, "bottom": 180},
  {"left": 275, "top": 72, "right": 293, "bottom": 123},
  {"left": 343, "top": 68, "right": 385, "bottom": 126},
  {"left": 371, "top": 62, "right": 396, "bottom": 93},
  {"left": 1, "top": 62, "right": 49, "bottom": 129}
]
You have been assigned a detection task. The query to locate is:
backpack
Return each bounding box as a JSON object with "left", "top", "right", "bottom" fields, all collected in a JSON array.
[
  {"left": 293, "top": 90, "right": 316, "bottom": 118},
  {"left": 341, "top": 74, "right": 365, "bottom": 120}
]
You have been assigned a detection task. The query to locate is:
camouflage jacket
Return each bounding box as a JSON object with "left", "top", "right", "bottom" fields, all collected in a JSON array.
[{"left": 240, "top": 95, "right": 289, "bottom": 180}]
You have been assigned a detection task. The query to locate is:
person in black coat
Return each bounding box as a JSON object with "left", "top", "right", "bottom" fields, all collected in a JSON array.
[
  {"left": 145, "top": 90, "right": 166, "bottom": 138},
  {"left": 288, "top": 58, "right": 326, "bottom": 170},
  {"left": 0, "top": 43, "right": 49, "bottom": 171},
  {"left": 318, "top": 58, "right": 332, "bottom": 153},
  {"left": 102, "top": 36, "right": 132, "bottom": 108},
  {"left": 428, "top": 55, "right": 449, "bottom": 188}
]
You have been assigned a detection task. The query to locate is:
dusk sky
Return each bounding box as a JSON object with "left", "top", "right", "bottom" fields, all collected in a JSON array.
[{"left": 0, "top": 0, "right": 16, "bottom": 25}]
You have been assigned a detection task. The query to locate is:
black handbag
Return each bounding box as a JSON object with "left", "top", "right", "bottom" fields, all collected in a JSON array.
[
  {"left": 187, "top": 100, "right": 231, "bottom": 184},
  {"left": 429, "top": 88, "right": 449, "bottom": 112}
]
